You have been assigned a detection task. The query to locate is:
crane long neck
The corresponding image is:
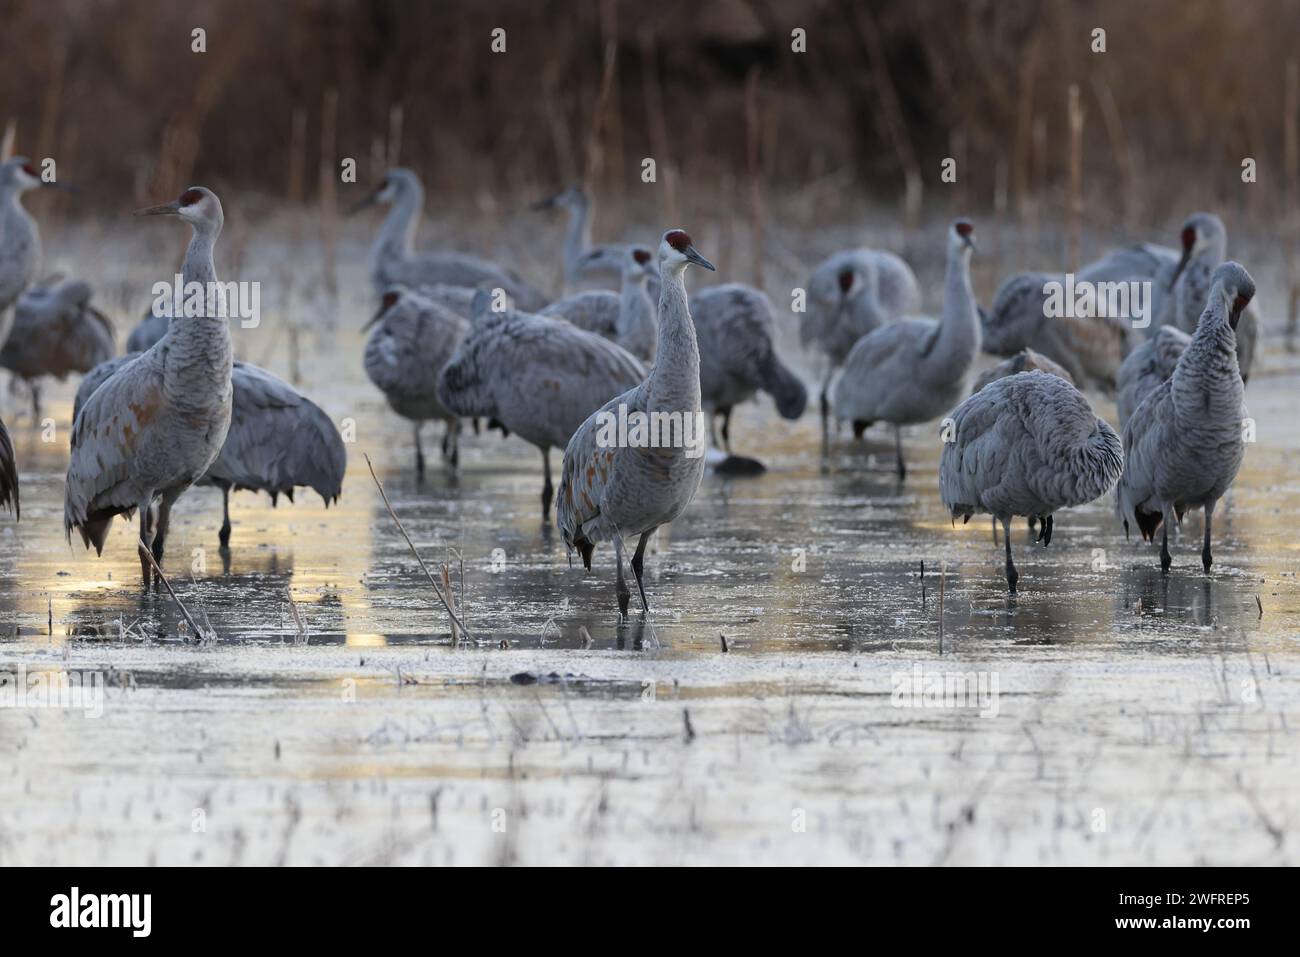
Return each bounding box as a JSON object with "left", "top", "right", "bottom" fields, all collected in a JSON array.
[
  {"left": 378, "top": 184, "right": 423, "bottom": 262},
  {"left": 165, "top": 221, "right": 233, "bottom": 414},
  {"left": 563, "top": 197, "right": 591, "bottom": 278},
  {"left": 926, "top": 246, "right": 979, "bottom": 373},
  {"left": 618, "top": 272, "right": 656, "bottom": 360},
  {"left": 647, "top": 264, "right": 699, "bottom": 412},
  {"left": 1172, "top": 285, "right": 1241, "bottom": 421},
  {"left": 1174, "top": 238, "right": 1225, "bottom": 332}
]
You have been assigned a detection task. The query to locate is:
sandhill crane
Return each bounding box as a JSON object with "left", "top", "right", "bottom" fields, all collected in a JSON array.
[
  {"left": 2, "top": 277, "right": 114, "bottom": 417},
  {"left": 0, "top": 415, "right": 17, "bottom": 519},
  {"left": 971, "top": 348, "right": 1074, "bottom": 545},
  {"left": 1116, "top": 263, "right": 1254, "bottom": 574},
  {"left": 980, "top": 271, "right": 1134, "bottom": 390},
  {"left": 363, "top": 287, "right": 469, "bottom": 475},
  {"left": 1159, "top": 212, "right": 1258, "bottom": 381},
  {"left": 353, "top": 168, "right": 548, "bottom": 311},
  {"left": 436, "top": 291, "right": 646, "bottom": 518},
  {"left": 1115, "top": 326, "right": 1190, "bottom": 428},
  {"left": 76, "top": 354, "right": 346, "bottom": 547},
  {"left": 557, "top": 229, "right": 714, "bottom": 616},
  {"left": 0, "top": 157, "right": 57, "bottom": 347},
  {"left": 534, "top": 186, "right": 662, "bottom": 297},
  {"left": 540, "top": 246, "right": 657, "bottom": 361},
  {"left": 830, "top": 221, "right": 981, "bottom": 479},
  {"left": 941, "top": 370, "right": 1123, "bottom": 593},
  {"left": 691, "top": 282, "right": 808, "bottom": 450},
  {"left": 65, "top": 187, "right": 234, "bottom": 587},
  {"left": 971, "top": 348, "right": 1073, "bottom": 394},
  {"left": 802, "top": 247, "right": 920, "bottom": 441}
]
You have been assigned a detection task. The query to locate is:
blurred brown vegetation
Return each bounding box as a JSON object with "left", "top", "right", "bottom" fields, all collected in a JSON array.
[{"left": 0, "top": 0, "right": 1297, "bottom": 241}]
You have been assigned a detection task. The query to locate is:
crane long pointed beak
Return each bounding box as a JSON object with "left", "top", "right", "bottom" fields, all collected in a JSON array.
[
  {"left": 530, "top": 195, "right": 559, "bottom": 211},
  {"left": 44, "top": 181, "right": 78, "bottom": 193},
  {"left": 1168, "top": 246, "right": 1192, "bottom": 291},
  {"left": 134, "top": 200, "right": 181, "bottom": 217},
  {"left": 685, "top": 246, "right": 716, "bottom": 271}
]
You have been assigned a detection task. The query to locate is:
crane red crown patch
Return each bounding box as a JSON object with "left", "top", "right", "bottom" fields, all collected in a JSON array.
[{"left": 665, "top": 230, "right": 692, "bottom": 251}]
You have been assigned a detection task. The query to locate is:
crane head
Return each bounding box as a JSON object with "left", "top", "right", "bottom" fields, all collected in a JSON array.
[
  {"left": 951, "top": 219, "right": 976, "bottom": 253},
  {"left": 660, "top": 229, "right": 715, "bottom": 273},
  {"left": 1170, "top": 213, "right": 1225, "bottom": 289},
  {"left": 135, "top": 186, "right": 223, "bottom": 232}
]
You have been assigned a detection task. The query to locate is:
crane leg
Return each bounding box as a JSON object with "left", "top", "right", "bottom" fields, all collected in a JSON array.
[
  {"left": 541, "top": 448, "right": 553, "bottom": 520},
  {"left": 613, "top": 535, "right": 630, "bottom": 619},
  {"left": 1202, "top": 500, "right": 1215, "bottom": 573},
  {"left": 152, "top": 492, "right": 178, "bottom": 573},
  {"left": 894, "top": 426, "right": 907, "bottom": 481},
  {"left": 137, "top": 496, "right": 155, "bottom": 590},
  {"left": 219, "top": 486, "right": 232, "bottom": 547},
  {"left": 991, "top": 515, "right": 998, "bottom": 546},
  {"left": 719, "top": 406, "right": 733, "bottom": 452},
  {"left": 1002, "top": 516, "right": 1018, "bottom": 593},
  {"left": 30, "top": 383, "right": 41, "bottom": 422},
  {"left": 1160, "top": 507, "right": 1173, "bottom": 573},
  {"left": 446, "top": 420, "right": 460, "bottom": 470},
  {"left": 414, "top": 423, "right": 425, "bottom": 478},
  {"left": 630, "top": 528, "right": 654, "bottom": 613}
]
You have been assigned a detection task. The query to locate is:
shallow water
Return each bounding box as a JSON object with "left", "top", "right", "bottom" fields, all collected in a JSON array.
[{"left": 1, "top": 216, "right": 1298, "bottom": 865}]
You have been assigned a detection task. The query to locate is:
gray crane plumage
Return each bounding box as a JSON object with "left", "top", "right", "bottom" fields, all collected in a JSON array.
[
  {"left": 829, "top": 221, "right": 981, "bottom": 479},
  {"left": 803, "top": 246, "right": 921, "bottom": 440},
  {"left": 981, "top": 271, "right": 1134, "bottom": 390},
  {"left": 356, "top": 168, "right": 547, "bottom": 311},
  {"left": 364, "top": 287, "right": 469, "bottom": 475},
  {"left": 0, "top": 414, "right": 17, "bottom": 519},
  {"left": 971, "top": 348, "right": 1073, "bottom": 394},
  {"left": 540, "top": 246, "right": 657, "bottom": 362},
  {"left": 1155, "top": 213, "right": 1258, "bottom": 381},
  {"left": 1115, "top": 262, "right": 1254, "bottom": 574},
  {"left": 0, "top": 157, "right": 51, "bottom": 349},
  {"left": 75, "top": 355, "right": 345, "bottom": 547},
  {"left": 436, "top": 290, "right": 646, "bottom": 517},
  {"left": 535, "top": 186, "right": 662, "bottom": 298},
  {"left": 557, "top": 230, "right": 715, "bottom": 616},
  {"left": 65, "top": 187, "right": 234, "bottom": 587},
  {"left": 690, "top": 282, "right": 808, "bottom": 451},
  {"left": 941, "top": 370, "right": 1123, "bottom": 592},
  {"left": 2, "top": 277, "right": 114, "bottom": 416},
  {"left": 1114, "top": 325, "right": 1190, "bottom": 428}
]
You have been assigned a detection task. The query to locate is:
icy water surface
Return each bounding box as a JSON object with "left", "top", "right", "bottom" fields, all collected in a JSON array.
[{"left": 0, "top": 322, "right": 1297, "bottom": 865}]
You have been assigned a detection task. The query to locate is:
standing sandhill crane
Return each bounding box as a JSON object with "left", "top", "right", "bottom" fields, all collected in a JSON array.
[
  {"left": 941, "top": 370, "right": 1123, "bottom": 593},
  {"left": 76, "top": 355, "right": 346, "bottom": 547},
  {"left": 691, "top": 283, "right": 808, "bottom": 451},
  {"left": 540, "top": 246, "right": 657, "bottom": 362},
  {"left": 830, "top": 221, "right": 981, "bottom": 479},
  {"left": 353, "top": 168, "right": 548, "bottom": 311},
  {"left": 2, "top": 277, "right": 114, "bottom": 418},
  {"left": 980, "top": 271, "right": 1134, "bottom": 390},
  {"left": 802, "top": 247, "right": 921, "bottom": 440},
  {"left": 363, "top": 287, "right": 469, "bottom": 475},
  {"left": 971, "top": 348, "right": 1073, "bottom": 394},
  {"left": 0, "top": 415, "right": 17, "bottom": 519},
  {"left": 0, "top": 157, "right": 57, "bottom": 347},
  {"left": 1116, "top": 263, "right": 1254, "bottom": 574},
  {"left": 1158, "top": 213, "right": 1258, "bottom": 381},
  {"left": 557, "top": 230, "right": 715, "bottom": 616},
  {"left": 436, "top": 291, "right": 646, "bottom": 518},
  {"left": 534, "top": 186, "right": 662, "bottom": 297},
  {"left": 971, "top": 349, "right": 1075, "bottom": 546},
  {"left": 1115, "top": 326, "right": 1190, "bottom": 428},
  {"left": 65, "top": 187, "right": 234, "bottom": 587}
]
